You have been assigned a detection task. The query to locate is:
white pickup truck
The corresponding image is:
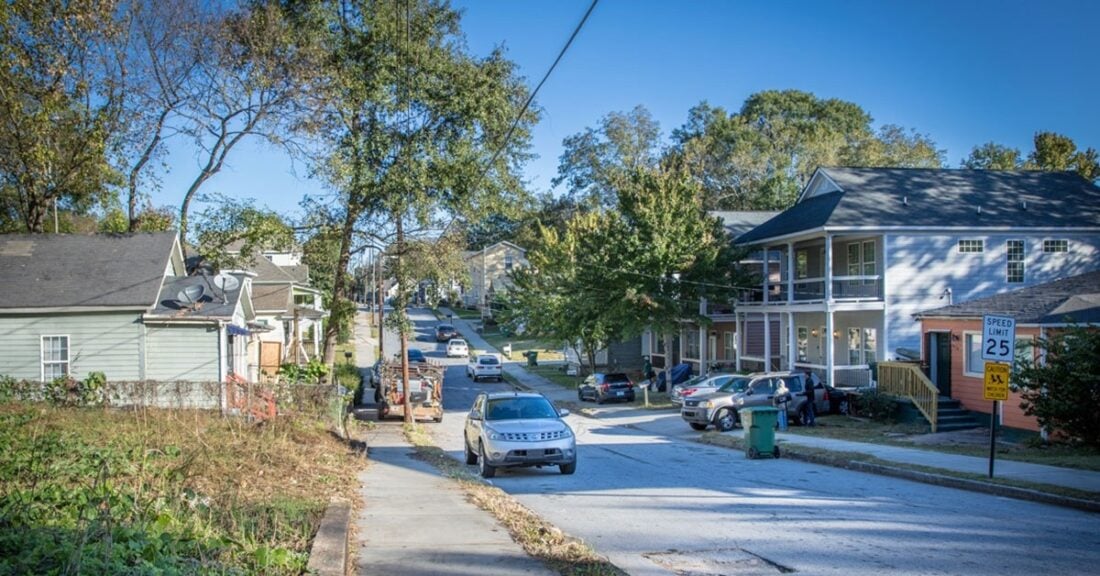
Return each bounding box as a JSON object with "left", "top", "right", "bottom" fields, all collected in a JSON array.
[{"left": 466, "top": 353, "right": 503, "bottom": 382}]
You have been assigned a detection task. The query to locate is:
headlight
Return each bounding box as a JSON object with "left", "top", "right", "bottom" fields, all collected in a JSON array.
[
  {"left": 704, "top": 400, "right": 714, "bottom": 408},
  {"left": 559, "top": 426, "right": 574, "bottom": 438},
  {"left": 484, "top": 426, "right": 504, "bottom": 441},
  {"left": 735, "top": 397, "right": 744, "bottom": 406}
]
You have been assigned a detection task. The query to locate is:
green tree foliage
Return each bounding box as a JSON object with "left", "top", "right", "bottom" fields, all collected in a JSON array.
[
  {"left": 504, "top": 164, "right": 749, "bottom": 372},
  {"left": 962, "top": 141, "right": 1023, "bottom": 170},
  {"left": 192, "top": 193, "right": 295, "bottom": 271},
  {"left": 0, "top": 0, "right": 123, "bottom": 232},
  {"left": 1014, "top": 326, "right": 1100, "bottom": 447},
  {"left": 298, "top": 0, "right": 534, "bottom": 369},
  {"left": 669, "top": 90, "right": 944, "bottom": 210},
  {"left": 553, "top": 105, "right": 663, "bottom": 209},
  {"left": 1026, "top": 131, "right": 1099, "bottom": 181}
]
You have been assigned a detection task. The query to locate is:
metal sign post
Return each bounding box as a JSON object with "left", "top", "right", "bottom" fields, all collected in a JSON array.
[{"left": 983, "top": 362, "right": 1010, "bottom": 478}]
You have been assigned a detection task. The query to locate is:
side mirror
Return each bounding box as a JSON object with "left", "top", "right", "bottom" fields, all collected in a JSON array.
[
  {"left": 558, "top": 408, "right": 570, "bottom": 417},
  {"left": 468, "top": 409, "right": 482, "bottom": 421}
]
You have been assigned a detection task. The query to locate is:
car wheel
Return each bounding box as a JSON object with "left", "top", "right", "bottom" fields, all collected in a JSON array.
[
  {"left": 714, "top": 408, "right": 736, "bottom": 432},
  {"left": 689, "top": 422, "right": 708, "bottom": 431},
  {"left": 433, "top": 412, "right": 443, "bottom": 423},
  {"left": 478, "top": 441, "right": 496, "bottom": 478},
  {"left": 464, "top": 435, "right": 477, "bottom": 465},
  {"left": 559, "top": 461, "right": 576, "bottom": 475},
  {"left": 773, "top": 446, "right": 781, "bottom": 458},
  {"left": 577, "top": 389, "right": 584, "bottom": 401},
  {"left": 748, "top": 447, "right": 759, "bottom": 459}
]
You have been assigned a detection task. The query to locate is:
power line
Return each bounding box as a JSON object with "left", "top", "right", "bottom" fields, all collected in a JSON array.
[{"left": 476, "top": 0, "right": 599, "bottom": 192}]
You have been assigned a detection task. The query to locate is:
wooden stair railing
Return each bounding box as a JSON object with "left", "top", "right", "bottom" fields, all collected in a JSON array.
[{"left": 876, "top": 361, "right": 939, "bottom": 432}]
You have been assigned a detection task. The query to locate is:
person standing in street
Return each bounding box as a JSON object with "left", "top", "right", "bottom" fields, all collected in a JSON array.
[
  {"left": 802, "top": 370, "right": 817, "bottom": 427},
  {"left": 774, "top": 380, "right": 791, "bottom": 431}
]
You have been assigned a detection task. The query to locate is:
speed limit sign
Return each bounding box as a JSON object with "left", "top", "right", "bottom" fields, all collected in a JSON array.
[{"left": 981, "top": 315, "right": 1016, "bottom": 363}]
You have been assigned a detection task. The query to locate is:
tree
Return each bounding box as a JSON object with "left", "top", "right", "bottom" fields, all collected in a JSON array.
[
  {"left": 1014, "top": 325, "right": 1100, "bottom": 447},
  {"left": 0, "top": 0, "right": 123, "bottom": 232},
  {"left": 962, "top": 142, "right": 1023, "bottom": 170},
  {"left": 1026, "top": 131, "right": 1099, "bottom": 181},
  {"left": 553, "top": 105, "right": 663, "bottom": 209},
  {"left": 191, "top": 193, "right": 295, "bottom": 271}
]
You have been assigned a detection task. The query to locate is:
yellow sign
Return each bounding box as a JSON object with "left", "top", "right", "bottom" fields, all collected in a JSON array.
[{"left": 983, "top": 362, "right": 1010, "bottom": 401}]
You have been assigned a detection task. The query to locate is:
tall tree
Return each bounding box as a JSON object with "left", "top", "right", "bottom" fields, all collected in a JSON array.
[
  {"left": 1026, "top": 131, "right": 1099, "bottom": 181},
  {"left": 299, "top": 0, "right": 534, "bottom": 408},
  {"left": 0, "top": 0, "right": 123, "bottom": 232},
  {"left": 553, "top": 105, "right": 662, "bottom": 209},
  {"left": 962, "top": 141, "right": 1023, "bottom": 170}
]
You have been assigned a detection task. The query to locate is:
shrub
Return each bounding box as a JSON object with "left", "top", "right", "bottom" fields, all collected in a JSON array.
[
  {"left": 855, "top": 389, "right": 899, "bottom": 422},
  {"left": 1015, "top": 325, "right": 1100, "bottom": 447}
]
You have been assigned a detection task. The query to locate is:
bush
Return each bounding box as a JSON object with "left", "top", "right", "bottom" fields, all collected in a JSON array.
[
  {"left": 1015, "top": 325, "right": 1100, "bottom": 447},
  {"left": 855, "top": 389, "right": 899, "bottom": 422}
]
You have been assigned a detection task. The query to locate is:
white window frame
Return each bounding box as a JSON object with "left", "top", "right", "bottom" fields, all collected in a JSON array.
[
  {"left": 958, "top": 239, "right": 984, "bottom": 253},
  {"left": 504, "top": 253, "right": 514, "bottom": 271},
  {"left": 863, "top": 327, "right": 877, "bottom": 364},
  {"left": 723, "top": 331, "right": 734, "bottom": 360},
  {"left": 796, "top": 326, "right": 808, "bottom": 362},
  {"left": 41, "top": 335, "right": 70, "bottom": 382},
  {"left": 963, "top": 332, "right": 984, "bottom": 377},
  {"left": 1006, "top": 239, "right": 1025, "bottom": 283},
  {"left": 684, "top": 328, "right": 700, "bottom": 359},
  {"left": 1042, "top": 239, "right": 1068, "bottom": 253},
  {"left": 847, "top": 327, "right": 861, "bottom": 365}
]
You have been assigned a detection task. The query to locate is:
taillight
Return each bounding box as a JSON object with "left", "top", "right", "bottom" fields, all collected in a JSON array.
[
  {"left": 683, "top": 387, "right": 696, "bottom": 396},
  {"left": 600, "top": 383, "right": 609, "bottom": 392},
  {"left": 823, "top": 389, "right": 830, "bottom": 402}
]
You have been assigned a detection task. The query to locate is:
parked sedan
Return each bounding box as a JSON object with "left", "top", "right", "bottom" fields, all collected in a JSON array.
[
  {"left": 464, "top": 391, "right": 576, "bottom": 478},
  {"left": 467, "top": 354, "right": 503, "bottom": 382},
  {"left": 577, "top": 372, "right": 635, "bottom": 404},
  {"left": 435, "top": 323, "right": 458, "bottom": 342},
  {"left": 446, "top": 338, "right": 469, "bottom": 358},
  {"left": 670, "top": 373, "right": 740, "bottom": 406}
]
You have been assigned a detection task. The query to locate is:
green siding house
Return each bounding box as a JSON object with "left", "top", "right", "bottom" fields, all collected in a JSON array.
[{"left": 0, "top": 233, "right": 256, "bottom": 397}]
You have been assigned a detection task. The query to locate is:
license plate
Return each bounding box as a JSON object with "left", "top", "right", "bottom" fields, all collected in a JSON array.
[{"left": 616, "top": 391, "right": 624, "bottom": 397}]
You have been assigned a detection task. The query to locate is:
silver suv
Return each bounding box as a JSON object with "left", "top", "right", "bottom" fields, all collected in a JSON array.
[{"left": 681, "top": 372, "right": 826, "bottom": 431}]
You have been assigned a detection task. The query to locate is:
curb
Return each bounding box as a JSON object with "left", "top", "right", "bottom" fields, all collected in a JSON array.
[
  {"left": 306, "top": 499, "right": 351, "bottom": 576},
  {"left": 782, "top": 449, "right": 1100, "bottom": 514}
]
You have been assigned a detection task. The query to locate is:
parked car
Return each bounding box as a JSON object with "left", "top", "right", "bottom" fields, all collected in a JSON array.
[
  {"left": 463, "top": 391, "right": 576, "bottom": 478},
  {"left": 467, "top": 353, "right": 503, "bottom": 382},
  {"left": 681, "top": 371, "right": 837, "bottom": 431},
  {"left": 670, "top": 372, "right": 741, "bottom": 406},
  {"left": 578, "top": 372, "right": 635, "bottom": 404},
  {"left": 435, "top": 323, "right": 458, "bottom": 342},
  {"left": 406, "top": 348, "right": 428, "bottom": 363},
  {"left": 446, "top": 338, "right": 469, "bottom": 358}
]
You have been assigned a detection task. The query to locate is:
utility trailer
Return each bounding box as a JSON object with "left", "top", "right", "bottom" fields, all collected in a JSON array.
[{"left": 375, "top": 359, "right": 444, "bottom": 422}]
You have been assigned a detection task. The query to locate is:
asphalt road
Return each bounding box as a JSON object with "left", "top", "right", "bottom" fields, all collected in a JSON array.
[{"left": 388, "top": 309, "right": 1100, "bottom": 576}]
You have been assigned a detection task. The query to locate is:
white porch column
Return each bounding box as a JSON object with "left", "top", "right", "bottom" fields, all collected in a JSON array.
[
  {"left": 788, "top": 312, "right": 796, "bottom": 371},
  {"left": 787, "top": 241, "right": 794, "bottom": 303},
  {"left": 881, "top": 233, "right": 890, "bottom": 361},
  {"left": 735, "top": 312, "right": 742, "bottom": 372},
  {"left": 763, "top": 311, "right": 771, "bottom": 371},
  {"left": 699, "top": 297, "right": 707, "bottom": 370},
  {"left": 824, "top": 234, "right": 833, "bottom": 302},
  {"left": 762, "top": 246, "right": 769, "bottom": 304},
  {"left": 826, "top": 309, "right": 835, "bottom": 386}
]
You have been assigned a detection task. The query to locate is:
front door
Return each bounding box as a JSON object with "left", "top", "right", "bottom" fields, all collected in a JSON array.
[{"left": 926, "top": 332, "right": 952, "bottom": 397}]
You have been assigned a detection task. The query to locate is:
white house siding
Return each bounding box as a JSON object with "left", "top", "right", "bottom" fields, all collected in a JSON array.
[
  {"left": 885, "top": 233, "right": 1100, "bottom": 356},
  {"left": 145, "top": 324, "right": 220, "bottom": 382},
  {"left": 0, "top": 312, "right": 143, "bottom": 381}
]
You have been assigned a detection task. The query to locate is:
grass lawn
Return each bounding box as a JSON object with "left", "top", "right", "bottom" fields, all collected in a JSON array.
[
  {"left": 786, "top": 414, "right": 1100, "bottom": 472},
  {"left": 0, "top": 403, "right": 366, "bottom": 574},
  {"left": 478, "top": 328, "right": 566, "bottom": 362}
]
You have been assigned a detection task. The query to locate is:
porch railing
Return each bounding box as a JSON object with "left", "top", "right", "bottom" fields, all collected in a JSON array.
[
  {"left": 832, "top": 276, "right": 882, "bottom": 300},
  {"left": 877, "top": 361, "right": 939, "bottom": 432}
]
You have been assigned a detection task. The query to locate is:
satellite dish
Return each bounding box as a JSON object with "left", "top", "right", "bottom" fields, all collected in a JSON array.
[
  {"left": 177, "top": 284, "right": 206, "bottom": 306},
  {"left": 213, "top": 273, "right": 240, "bottom": 293}
]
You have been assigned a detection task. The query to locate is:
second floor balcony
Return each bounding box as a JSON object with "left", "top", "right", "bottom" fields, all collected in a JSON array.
[{"left": 734, "top": 275, "right": 882, "bottom": 307}]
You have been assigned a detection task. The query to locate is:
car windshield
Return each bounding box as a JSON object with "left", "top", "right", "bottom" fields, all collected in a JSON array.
[
  {"left": 479, "top": 356, "right": 499, "bottom": 365},
  {"left": 604, "top": 373, "right": 630, "bottom": 383},
  {"left": 718, "top": 378, "right": 750, "bottom": 392},
  {"left": 485, "top": 397, "right": 558, "bottom": 420},
  {"left": 449, "top": 339, "right": 466, "bottom": 347},
  {"left": 437, "top": 324, "right": 454, "bottom": 332}
]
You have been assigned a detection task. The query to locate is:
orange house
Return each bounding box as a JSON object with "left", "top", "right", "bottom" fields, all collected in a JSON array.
[{"left": 914, "top": 271, "right": 1100, "bottom": 433}]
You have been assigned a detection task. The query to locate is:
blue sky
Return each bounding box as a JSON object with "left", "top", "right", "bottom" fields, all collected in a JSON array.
[{"left": 157, "top": 0, "right": 1100, "bottom": 218}]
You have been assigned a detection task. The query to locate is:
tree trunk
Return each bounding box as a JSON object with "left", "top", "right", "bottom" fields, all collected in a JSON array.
[{"left": 321, "top": 203, "right": 359, "bottom": 366}]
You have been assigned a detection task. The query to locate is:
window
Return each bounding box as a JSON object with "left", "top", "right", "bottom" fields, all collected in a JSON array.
[
  {"left": 504, "top": 254, "right": 514, "bottom": 271},
  {"left": 723, "top": 331, "right": 734, "bottom": 360},
  {"left": 796, "top": 326, "right": 808, "bottom": 362},
  {"left": 847, "top": 240, "right": 876, "bottom": 283},
  {"left": 847, "top": 328, "right": 861, "bottom": 365},
  {"left": 863, "top": 328, "right": 877, "bottom": 364},
  {"left": 964, "top": 333, "right": 983, "bottom": 376},
  {"left": 41, "top": 336, "right": 69, "bottom": 381},
  {"left": 685, "top": 328, "right": 700, "bottom": 358},
  {"left": 1043, "top": 239, "right": 1068, "bottom": 253},
  {"left": 1006, "top": 240, "right": 1025, "bottom": 283},
  {"left": 958, "top": 239, "right": 984, "bottom": 253},
  {"left": 795, "top": 251, "right": 808, "bottom": 279}
]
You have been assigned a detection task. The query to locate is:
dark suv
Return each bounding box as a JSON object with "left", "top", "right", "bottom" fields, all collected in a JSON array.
[
  {"left": 578, "top": 372, "right": 635, "bottom": 404},
  {"left": 435, "top": 324, "right": 458, "bottom": 342}
]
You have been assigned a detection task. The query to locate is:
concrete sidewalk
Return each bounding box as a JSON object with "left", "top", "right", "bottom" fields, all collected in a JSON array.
[{"left": 441, "top": 307, "right": 1100, "bottom": 502}]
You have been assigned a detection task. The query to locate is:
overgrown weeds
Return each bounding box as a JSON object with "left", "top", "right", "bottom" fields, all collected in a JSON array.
[
  {"left": 0, "top": 403, "right": 366, "bottom": 574},
  {"left": 404, "top": 424, "right": 626, "bottom": 576}
]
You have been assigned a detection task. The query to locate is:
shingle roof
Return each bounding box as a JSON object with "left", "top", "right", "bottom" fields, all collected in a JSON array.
[
  {"left": 252, "top": 283, "right": 292, "bottom": 313},
  {"left": 737, "top": 168, "right": 1100, "bottom": 244},
  {"left": 0, "top": 232, "right": 178, "bottom": 309},
  {"left": 148, "top": 275, "right": 243, "bottom": 320},
  {"left": 710, "top": 211, "right": 781, "bottom": 240},
  {"left": 914, "top": 270, "right": 1100, "bottom": 324},
  {"left": 240, "top": 251, "right": 299, "bottom": 283}
]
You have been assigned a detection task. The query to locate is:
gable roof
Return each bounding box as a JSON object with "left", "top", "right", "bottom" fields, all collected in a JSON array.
[
  {"left": 710, "top": 210, "right": 782, "bottom": 240},
  {"left": 914, "top": 270, "right": 1100, "bottom": 325},
  {"left": 239, "top": 251, "right": 301, "bottom": 283},
  {"left": 0, "top": 232, "right": 179, "bottom": 310},
  {"left": 737, "top": 167, "right": 1100, "bottom": 244},
  {"left": 252, "top": 283, "right": 292, "bottom": 313},
  {"left": 147, "top": 274, "right": 248, "bottom": 321}
]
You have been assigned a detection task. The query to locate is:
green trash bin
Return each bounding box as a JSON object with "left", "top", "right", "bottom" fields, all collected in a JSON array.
[
  {"left": 739, "top": 406, "right": 780, "bottom": 459},
  {"left": 525, "top": 350, "right": 538, "bottom": 367}
]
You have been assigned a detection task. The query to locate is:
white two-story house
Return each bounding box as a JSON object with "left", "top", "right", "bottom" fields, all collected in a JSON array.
[{"left": 732, "top": 167, "right": 1100, "bottom": 387}]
